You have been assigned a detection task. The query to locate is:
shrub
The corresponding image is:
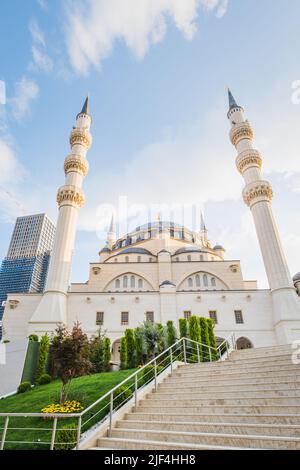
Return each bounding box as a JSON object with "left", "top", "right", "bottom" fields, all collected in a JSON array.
[
  {"left": 38, "top": 373, "right": 52, "bottom": 385},
  {"left": 103, "top": 337, "right": 111, "bottom": 371},
  {"left": 206, "top": 318, "right": 218, "bottom": 360},
  {"left": 125, "top": 329, "right": 136, "bottom": 368},
  {"left": 17, "top": 381, "right": 32, "bottom": 394},
  {"left": 54, "top": 423, "right": 77, "bottom": 451},
  {"left": 199, "top": 317, "right": 210, "bottom": 361},
  {"left": 179, "top": 318, "right": 188, "bottom": 338},
  {"left": 36, "top": 333, "right": 50, "bottom": 382},
  {"left": 42, "top": 401, "right": 83, "bottom": 414},
  {"left": 141, "top": 364, "right": 163, "bottom": 386},
  {"left": 28, "top": 334, "right": 38, "bottom": 342},
  {"left": 188, "top": 354, "right": 200, "bottom": 364},
  {"left": 134, "top": 327, "right": 147, "bottom": 365},
  {"left": 120, "top": 337, "right": 127, "bottom": 370},
  {"left": 166, "top": 320, "right": 177, "bottom": 347},
  {"left": 113, "top": 386, "right": 133, "bottom": 409}
]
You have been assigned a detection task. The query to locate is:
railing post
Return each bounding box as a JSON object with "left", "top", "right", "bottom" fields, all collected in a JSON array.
[
  {"left": 218, "top": 346, "right": 222, "bottom": 360},
  {"left": 226, "top": 341, "right": 229, "bottom": 359},
  {"left": 154, "top": 358, "right": 157, "bottom": 391},
  {"left": 209, "top": 347, "right": 212, "bottom": 362},
  {"left": 0, "top": 416, "right": 9, "bottom": 451},
  {"left": 134, "top": 374, "right": 138, "bottom": 410},
  {"left": 196, "top": 343, "right": 200, "bottom": 364},
  {"left": 50, "top": 417, "right": 57, "bottom": 451},
  {"left": 76, "top": 416, "right": 82, "bottom": 450},
  {"left": 109, "top": 392, "right": 113, "bottom": 437},
  {"left": 170, "top": 348, "right": 173, "bottom": 374},
  {"left": 183, "top": 338, "right": 187, "bottom": 364}
]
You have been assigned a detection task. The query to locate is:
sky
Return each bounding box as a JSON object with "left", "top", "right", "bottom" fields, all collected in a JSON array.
[{"left": 1, "top": 0, "right": 300, "bottom": 288}]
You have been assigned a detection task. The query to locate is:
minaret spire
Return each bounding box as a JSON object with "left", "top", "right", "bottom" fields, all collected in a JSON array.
[
  {"left": 228, "top": 88, "right": 238, "bottom": 109},
  {"left": 29, "top": 98, "right": 92, "bottom": 331},
  {"left": 200, "top": 212, "right": 208, "bottom": 246},
  {"left": 107, "top": 214, "right": 116, "bottom": 249},
  {"left": 228, "top": 91, "right": 300, "bottom": 344}
]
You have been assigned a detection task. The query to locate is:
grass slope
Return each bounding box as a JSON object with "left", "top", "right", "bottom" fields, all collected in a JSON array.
[{"left": 0, "top": 369, "right": 135, "bottom": 450}]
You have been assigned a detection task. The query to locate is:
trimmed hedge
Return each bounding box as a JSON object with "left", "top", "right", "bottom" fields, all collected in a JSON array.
[{"left": 17, "top": 381, "right": 32, "bottom": 394}]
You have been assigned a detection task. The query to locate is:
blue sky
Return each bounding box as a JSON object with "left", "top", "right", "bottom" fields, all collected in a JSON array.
[{"left": 1, "top": 0, "right": 300, "bottom": 287}]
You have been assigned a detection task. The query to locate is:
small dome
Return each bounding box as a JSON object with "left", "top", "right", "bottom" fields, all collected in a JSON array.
[
  {"left": 214, "top": 244, "right": 225, "bottom": 251},
  {"left": 160, "top": 280, "right": 175, "bottom": 286},
  {"left": 293, "top": 272, "right": 300, "bottom": 282},
  {"left": 118, "top": 247, "right": 154, "bottom": 256},
  {"left": 174, "top": 247, "right": 207, "bottom": 256},
  {"left": 158, "top": 249, "right": 170, "bottom": 254},
  {"left": 100, "top": 247, "right": 111, "bottom": 254}
]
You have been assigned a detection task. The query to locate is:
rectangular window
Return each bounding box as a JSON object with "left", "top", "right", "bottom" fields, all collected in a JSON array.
[
  {"left": 184, "top": 311, "right": 191, "bottom": 320},
  {"left": 145, "top": 311, "right": 154, "bottom": 322},
  {"left": 209, "top": 311, "right": 218, "bottom": 324},
  {"left": 121, "top": 311, "right": 129, "bottom": 326},
  {"left": 96, "top": 312, "right": 104, "bottom": 326},
  {"left": 234, "top": 310, "right": 244, "bottom": 324}
]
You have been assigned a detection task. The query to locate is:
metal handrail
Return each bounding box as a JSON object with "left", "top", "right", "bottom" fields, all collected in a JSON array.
[{"left": 0, "top": 334, "right": 235, "bottom": 450}]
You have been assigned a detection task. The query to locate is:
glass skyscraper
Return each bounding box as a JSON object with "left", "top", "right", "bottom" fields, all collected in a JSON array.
[{"left": 0, "top": 214, "right": 56, "bottom": 337}]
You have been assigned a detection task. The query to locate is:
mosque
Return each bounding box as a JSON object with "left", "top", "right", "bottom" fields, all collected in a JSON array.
[{"left": 3, "top": 92, "right": 300, "bottom": 363}]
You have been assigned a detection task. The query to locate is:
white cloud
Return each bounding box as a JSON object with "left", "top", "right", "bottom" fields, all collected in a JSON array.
[
  {"left": 29, "top": 19, "right": 53, "bottom": 73},
  {"left": 37, "top": 0, "right": 48, "bottom": 11},
  {"left": 10, "top": 77, "right": 39, "bottom": 121},
  {"left": 64, "top": 0, "right": 229, "bottom": 74}
]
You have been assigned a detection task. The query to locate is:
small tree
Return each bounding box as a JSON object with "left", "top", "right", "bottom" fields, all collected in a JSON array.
[
  {"left": 166, "top": 320, "right": 177, "bottom": 348},
  {"left": 103, "top": 337, "right": 111, "bottom": 371},
  {"left": 125, "top": 329, "right": 136, "bottom": 368},
  {"left": 143, "top": 321, "right": 165, "bottom": 360},
  {"left": 134, "top": 327, "right": 147, "bottom": 366},
  {"left": 199, "top": 317, "right": 210, "bottom": 361},
  {"left": 50, "top": 323, "right": 92, "bottom": 403},
  {"left": 188, "top": 316, "right": 201, "bottom": 358},
  {"left": 179, "top": 318, "right": 188, "bottom": 338},
  {"left": 206, "top": 318, "right": 217, "bottom": 360},
  {"left": 35, "top": 333, "right": 50, "bottom": 382},
  {"left": 120, "top": 337, "right": 127, "bottom": 370}
]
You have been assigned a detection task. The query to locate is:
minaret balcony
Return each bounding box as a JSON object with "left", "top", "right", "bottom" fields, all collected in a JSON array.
[
  {"left": 57, "top": 185, "right": 85, "bottom": 209},
  {"left": 236, "top": 149, "right": 262, "bottom": 174},
  {"left": 230, "top": 121, "right": 253, "bottom": 146},
  {"left": 64, "top": 154, "right": 89, "bottom": 177},
  {"left": 242, "top": 180, "right": 273, "bottom": 207},
  {"left": 69, "top": 128, "right": 92, "bottom": 149}
]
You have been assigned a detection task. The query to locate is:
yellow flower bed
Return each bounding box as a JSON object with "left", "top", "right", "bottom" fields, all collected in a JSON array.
[{"left": 42, "top": 400, "right": 83, "bottom": 414}]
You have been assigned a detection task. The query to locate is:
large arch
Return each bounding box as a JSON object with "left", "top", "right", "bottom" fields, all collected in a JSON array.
[
  {"left": 103, "top": 272, "right": 156, "bottom": 292},
  {"left": 111, "top": 338, "right": 121, "bottom": 364},
  {"left": 236, "top": 336, "right": 253, "bottom": 350},
  {"left": 177, "top": 271, "right": 230, "bottom": 291}
]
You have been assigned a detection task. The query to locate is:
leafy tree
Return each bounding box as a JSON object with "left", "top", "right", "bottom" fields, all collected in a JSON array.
[
  {"left": 49, "top": 323, "right": 92, "bottom": 403},
  {"left": 120, "top": 337, "right": 127, "bottom": 370},
  {"left": 125, "top": 329, "right": 136, "bottom": 368},
  {"left": 134, "top": 327, "right": 147, "bottom": 366},
  {"left": 143, "top": 321, "right": 165, "bottom": 360},
  {"left": 188, "top": 316, "right": 201, "bottom": 359},
  {"left": 206, "top": 318, "right": 218, "bottom": 360},
  {"left": 199, "top": 317, "right": 210, "bottom": 361},
  {"left": 35, "top": 333, "right": 50, "bottom": 382},
  {"left": 103, "top": 337, "right": 111, "bottom": 371},
  {"left": 179, "top": 318, "right": 188, "bottom": 338},
  {"left": 166, "top": 320, "right": 177, "bottom": 347}
]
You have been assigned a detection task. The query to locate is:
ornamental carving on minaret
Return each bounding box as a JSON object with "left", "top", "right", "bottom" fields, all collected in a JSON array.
[
  {"left": 69, "top": 128, "right": 92, "bottom": 148},
  {"left": 236, "top": 149, "right": 262, "bottom": 174},
  {"left": 56, "top": 185, "right": 85, "bottom": 208},
  {"left": 242, "top": 181, "right": 273, "bottom": 207},
  {"left": 64, "top": 154, "right": 89, "bottom": 177},
  {"left": 230, "top": 121, "right": 253, "bottom": 146}
]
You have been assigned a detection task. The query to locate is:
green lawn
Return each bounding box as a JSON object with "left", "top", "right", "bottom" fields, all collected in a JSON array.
[{"left": 0, "top": 369, "right": 136, "bottom": 450}]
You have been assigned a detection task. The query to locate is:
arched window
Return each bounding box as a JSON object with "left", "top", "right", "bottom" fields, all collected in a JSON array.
[
  {"left": 188, "top": 278, "right": 193, "bottom": 288},
  {"left": 115, "top": 279, "right": 120, "bottom": 289},
  {"left": 175, "top": 257, "right": 179, "bottom": 262},
  {"left": 125, "top": 256, "right": 129, "bottom": 263},
  {"left": 123, "top": 276, "right": 128, "bottom": 288},
  {"left": 203, "top": 274, "right": 208, "bottom": 287},
  {"left": 138, "top": 278, "right": 143, "bottom": 289},
  {"left": 211, "top": 277, "right": 216, "bottom": 287},
  {"left": 130, "top": 275, "right": 135, "bottom": 288},
  {"left": 114, "top": 258, "right": 118, "bottom": 262},
  {"left": 195, "top": 274, "right": 200, "bottom": 287}
]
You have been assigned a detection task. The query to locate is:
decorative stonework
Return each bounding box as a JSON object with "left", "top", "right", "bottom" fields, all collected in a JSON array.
[
  {"left": 230, "top": 121, "right": 253, "bottom": 146},
  {"left": 69, "top": 128, "right": 92, "bottom": 149},
  {"left": 92, "top": 267, "right": 101, "bottom": 275},
  {"left": 64, "top": 155, "right": 89, "bottom": 177},
  {"left": 236, "top": 149, "right": 262, "bottom": 174},
  {"left": 57, "top": 185, "right": 85, "bottom": 208},
  {"left": 243, "top": 180, "right": 273, "bottom": 207}
]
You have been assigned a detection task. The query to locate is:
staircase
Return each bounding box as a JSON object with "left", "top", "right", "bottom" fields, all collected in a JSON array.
[{"left": 92, "top": 344, "right": 300, "bottom": 450}]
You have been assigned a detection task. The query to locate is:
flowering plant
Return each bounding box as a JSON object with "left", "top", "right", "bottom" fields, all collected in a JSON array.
[{"left": 41, "top": 400, "right": 83, "bottom": 414}]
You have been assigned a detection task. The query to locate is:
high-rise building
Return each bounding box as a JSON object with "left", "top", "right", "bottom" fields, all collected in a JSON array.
[{"left": 0, "top": 214, "right": 55, "bottom": 337}]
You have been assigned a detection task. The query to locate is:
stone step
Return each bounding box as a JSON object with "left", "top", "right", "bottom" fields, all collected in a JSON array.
[
  {"left": 149, "top": 388, "right": 300, "bottom": 399},
  {"left": 106, "top": 428, "right": 300, "bottom": 449},
  {"left": 165, "top": 371, "right": 300, "bottom": 385},
  {"left": 170, "top": 367, "right": 300, "bottom": 380},
  {"left": 137, "top": 404, "right": 300, "bottom": 414},
  {"left": 181, "top": 354, "right": 294, "bottom": 367},
  {"left": 126, "top": 412, "right": 300, "bottom": 425},
  {"left": 143, "top": 395, "right": 300, "bottom": 406},
  {"left": 174, "top": 362, "right": 300, "bottom": 376},
  {"left": 230, "top": 345, "right": 293, "bottom": 355},
  {"left": 116, "top": 419, "right": 300, "bottom": 437},
  {"left": 158, "top": 381, "right": 300, "bottom": 392},
  {"left": 95, "top": 437, "right": 251, "bottom": 450}
]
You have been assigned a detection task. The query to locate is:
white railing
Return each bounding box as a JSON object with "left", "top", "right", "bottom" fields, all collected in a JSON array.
[{"left": 0, "top": 334, "right": 235, "bottom": 450}]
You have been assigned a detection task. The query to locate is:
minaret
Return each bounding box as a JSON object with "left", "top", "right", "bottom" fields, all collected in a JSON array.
[
  {"left": 107, "top": 214, "right": 116, "bottom": 249},
  {"left": 200, "top": 212, "right": 208, "bottom": 246},
  {"left": 29, "top": 97, "right": 92, "bottom": 332},
  {"left": 227, "top": 89, "right": 300, "bottom": 344}
]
